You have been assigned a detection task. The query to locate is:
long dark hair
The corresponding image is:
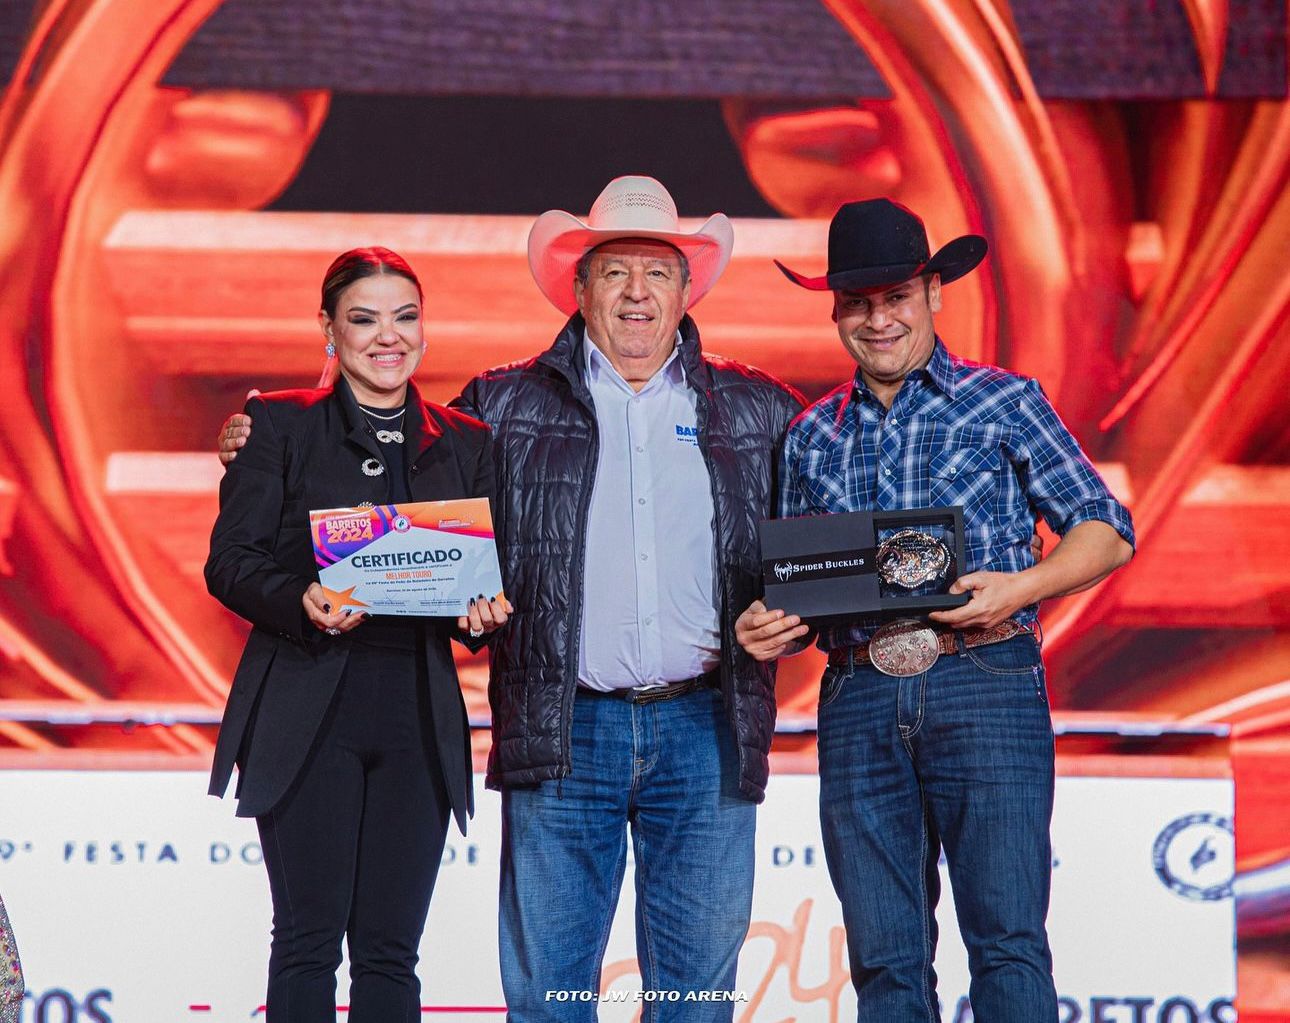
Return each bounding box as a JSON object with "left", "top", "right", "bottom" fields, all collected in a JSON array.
[{"left": 320, "top": 246, "right": 423, "bottom": 317}]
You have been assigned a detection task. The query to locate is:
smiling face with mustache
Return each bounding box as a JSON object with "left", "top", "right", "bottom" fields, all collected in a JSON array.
[
  {"left": 575, "top": 239, "right": 691, "bottom": 391},
  {"left": 834, "top": 273, "right": 942, "bottom": 408}
]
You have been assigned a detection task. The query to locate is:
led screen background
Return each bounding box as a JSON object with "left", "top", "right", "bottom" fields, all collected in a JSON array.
[{"left": 0, "top": 1, "right": 1286, "bottom": 1017}]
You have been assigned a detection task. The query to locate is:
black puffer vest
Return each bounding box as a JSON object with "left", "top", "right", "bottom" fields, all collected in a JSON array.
[{"left": 454, "top": 314, "right": 804, "bottom": 802}]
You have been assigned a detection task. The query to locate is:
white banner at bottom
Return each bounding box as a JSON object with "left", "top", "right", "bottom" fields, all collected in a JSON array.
[{"left": 0, "top": 772, "right": 1234, "bottom": 1021}]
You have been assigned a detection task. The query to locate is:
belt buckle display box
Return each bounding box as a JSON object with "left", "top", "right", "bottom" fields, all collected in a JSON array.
[{"left": 758, "top": 507, "right": 971, "bottom": 625}]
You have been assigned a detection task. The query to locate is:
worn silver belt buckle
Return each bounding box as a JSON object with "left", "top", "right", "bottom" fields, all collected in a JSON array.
[{"left": 869, "top": 619, "right": 941, "bottom": 677}]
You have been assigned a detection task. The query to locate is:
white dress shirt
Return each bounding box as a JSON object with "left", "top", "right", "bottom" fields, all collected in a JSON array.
[{"left": 577, "top": 333, "right": 721, "bottom": 691}]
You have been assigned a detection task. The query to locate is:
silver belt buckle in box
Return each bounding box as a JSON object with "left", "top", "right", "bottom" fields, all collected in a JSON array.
[{"left": 869, "top": 619, "right": 941, "bottom": 677}]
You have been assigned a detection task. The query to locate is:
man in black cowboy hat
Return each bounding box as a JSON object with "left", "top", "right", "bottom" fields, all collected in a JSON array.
[{"left": 736, "top": 198, "right": 1135, "bottom": 1021}]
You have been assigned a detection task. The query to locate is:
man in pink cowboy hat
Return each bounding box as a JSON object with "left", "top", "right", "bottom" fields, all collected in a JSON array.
[
  {"left": 468, "top": 176, "right": 802, "bottom": 1021},
  {"left": 219, "top": 176, "right": 803, "bottom": 1020},
  {"left": 736, "top": 198, "right": 1135, "bottom": 1021}
]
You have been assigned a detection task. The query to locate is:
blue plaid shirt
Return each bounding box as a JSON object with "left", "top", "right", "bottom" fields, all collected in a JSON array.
[{"left": 778, "top": 339, "right": 1135, "bottom": 648}]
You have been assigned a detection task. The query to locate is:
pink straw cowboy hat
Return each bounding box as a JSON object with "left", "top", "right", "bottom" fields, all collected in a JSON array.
[{"left": 527, "top": 175, "right": 735, "bottom": 315}]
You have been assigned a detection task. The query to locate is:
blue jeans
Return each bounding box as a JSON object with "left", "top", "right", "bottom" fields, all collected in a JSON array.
[
  {"left": 499, "top": 686, "right": 756, "bottom": 1022},
  {"left": 817, "top": 634, "right": 1057, "bottom": 1022}
]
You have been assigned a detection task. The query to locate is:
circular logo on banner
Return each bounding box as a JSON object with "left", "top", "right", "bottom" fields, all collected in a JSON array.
[
  {"left": 392, "top": 515, "right": 411, "bottom": 533},
  {"left": 1152, "top": 812, "right": 1234, "bottom": 901}
]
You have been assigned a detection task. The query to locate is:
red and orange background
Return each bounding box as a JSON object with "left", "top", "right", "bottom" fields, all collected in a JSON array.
[{"left": 0, "top": 1, "right": 1286, "bottom": 1017}]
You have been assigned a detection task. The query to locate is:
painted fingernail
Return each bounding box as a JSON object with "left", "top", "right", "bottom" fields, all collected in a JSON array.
[
  {"left": 468, "top": 596, "right": 476, "bottom": 606},
  {"left": 344, "top": 609, "right": 352, "bottom": 616},
  {"left": 478, "top": 594, "right": 486, "bottom": 601},
  {"left": 322, "top": 603, "right": 331, "bottom": 613}
]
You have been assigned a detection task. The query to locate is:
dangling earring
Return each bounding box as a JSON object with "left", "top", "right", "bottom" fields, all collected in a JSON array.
[{"left": 325, "top": 339, "right": 336, "bottom": 359}]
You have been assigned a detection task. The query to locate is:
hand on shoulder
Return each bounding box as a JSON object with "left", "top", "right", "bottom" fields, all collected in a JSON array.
[{"left": 217, "top": 389, "right": 260, "bottom": 466}]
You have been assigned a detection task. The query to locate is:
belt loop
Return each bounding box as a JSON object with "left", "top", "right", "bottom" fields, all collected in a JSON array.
[
  {"left": 847, "top": 647, "right": 856, "bottom": 673},
  {"left": 955, "top": 631, "right": 967, "bottom": 656}
]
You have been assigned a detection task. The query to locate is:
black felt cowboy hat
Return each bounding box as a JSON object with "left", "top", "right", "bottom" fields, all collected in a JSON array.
[{"left": 775, "top": 198, "right": 987, "bottom": 292}]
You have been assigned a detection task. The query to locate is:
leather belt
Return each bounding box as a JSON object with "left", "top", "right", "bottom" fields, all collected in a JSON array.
[
  {"left": 578, "top": 670, "right": 720, "bottom": 705},
  {"left": 828, "top": 619, "right": 1035, "bottom": 678}
]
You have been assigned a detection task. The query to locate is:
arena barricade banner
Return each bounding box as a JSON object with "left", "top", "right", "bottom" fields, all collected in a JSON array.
[{"left": 0, "top": 772, "right": 1234, "bottom": 1021}]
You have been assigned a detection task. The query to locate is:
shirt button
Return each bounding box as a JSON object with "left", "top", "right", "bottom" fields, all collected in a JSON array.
[
  {"left": 637, "top": 497, "right": 646, "bottom": 505},
  {"left": 644, "top": 616, "right": 653, "bottom": 625},
  {"left": 948, "top": 467, "right": 957, "bottom": 475},
  {"left": 640, "top": 553, "right": 649, "bottom": 561},
  {"left": 889, "top": 418, "right": 899, "bottom": 428},
  {"left": 636, "top": 445, "right": 645, "bottom": 453},
  {"left": 884, "top": 468, "right": 893, "bottom": 477}
]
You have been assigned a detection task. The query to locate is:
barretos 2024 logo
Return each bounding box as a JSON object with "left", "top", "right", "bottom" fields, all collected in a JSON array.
[{"left": 1152, "top": 812, "right": 1234, "bottom": 901}]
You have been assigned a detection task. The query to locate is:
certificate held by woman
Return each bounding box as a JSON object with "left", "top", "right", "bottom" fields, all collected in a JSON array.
[{"left": 310, "top": 497, "right": 505, "bottom": 617}]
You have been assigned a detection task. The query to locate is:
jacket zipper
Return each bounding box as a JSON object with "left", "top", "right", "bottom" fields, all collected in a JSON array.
[
  {"left": 559, "top": 380, "right": 600, "bottom": 781},
  {"left": 693, "top": 377, "right": 741, "bottom": 781}
]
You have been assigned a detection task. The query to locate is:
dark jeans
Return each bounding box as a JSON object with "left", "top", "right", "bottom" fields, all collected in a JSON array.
[
  {"left": 817, "top": 634, "right": 1057, "bottom": 1022},
  {"left": 256, "top": 643, "right": 450, "bottom": 1023},
  {"left": 499, "top": 686, "right": 756, "bottom": 1023}
]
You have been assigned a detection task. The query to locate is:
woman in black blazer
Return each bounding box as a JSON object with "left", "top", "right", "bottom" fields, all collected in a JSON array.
[{"left": 205, "top": 247, "right": 509, "bottom": 1023}]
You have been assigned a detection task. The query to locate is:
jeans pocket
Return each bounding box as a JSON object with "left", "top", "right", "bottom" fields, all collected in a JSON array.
[
  {"left": 1031, "top": 662, "right": 1049, "bottom": 703},
  {"left": 818, "top": 664, "right": 850, "bottom": 708},
  {"left": 963, "top": 636, "right": 1042, "bottom": 676}
]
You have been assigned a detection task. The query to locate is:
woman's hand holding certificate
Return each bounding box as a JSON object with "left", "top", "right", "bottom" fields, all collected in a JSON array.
[
  {"left": 302, "top": 581, "right": 368, "bottom": 636},
  {"left": 458, "top": 593, "right": 514, "bottom": 638}
]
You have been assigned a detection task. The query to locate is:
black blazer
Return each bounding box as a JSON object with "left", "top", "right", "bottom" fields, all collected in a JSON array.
[{"left": 205, "top": 375, "right": 493, "bottom": 833}]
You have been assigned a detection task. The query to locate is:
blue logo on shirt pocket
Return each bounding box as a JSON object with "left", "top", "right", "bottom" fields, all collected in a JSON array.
[{"left": 674, "top": 424, "right": 699, "bottom": 446}]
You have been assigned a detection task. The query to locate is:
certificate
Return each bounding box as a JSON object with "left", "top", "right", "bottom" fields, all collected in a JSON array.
[{"left": 310, "top": 498, "right": 504, "bottom": 617}]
